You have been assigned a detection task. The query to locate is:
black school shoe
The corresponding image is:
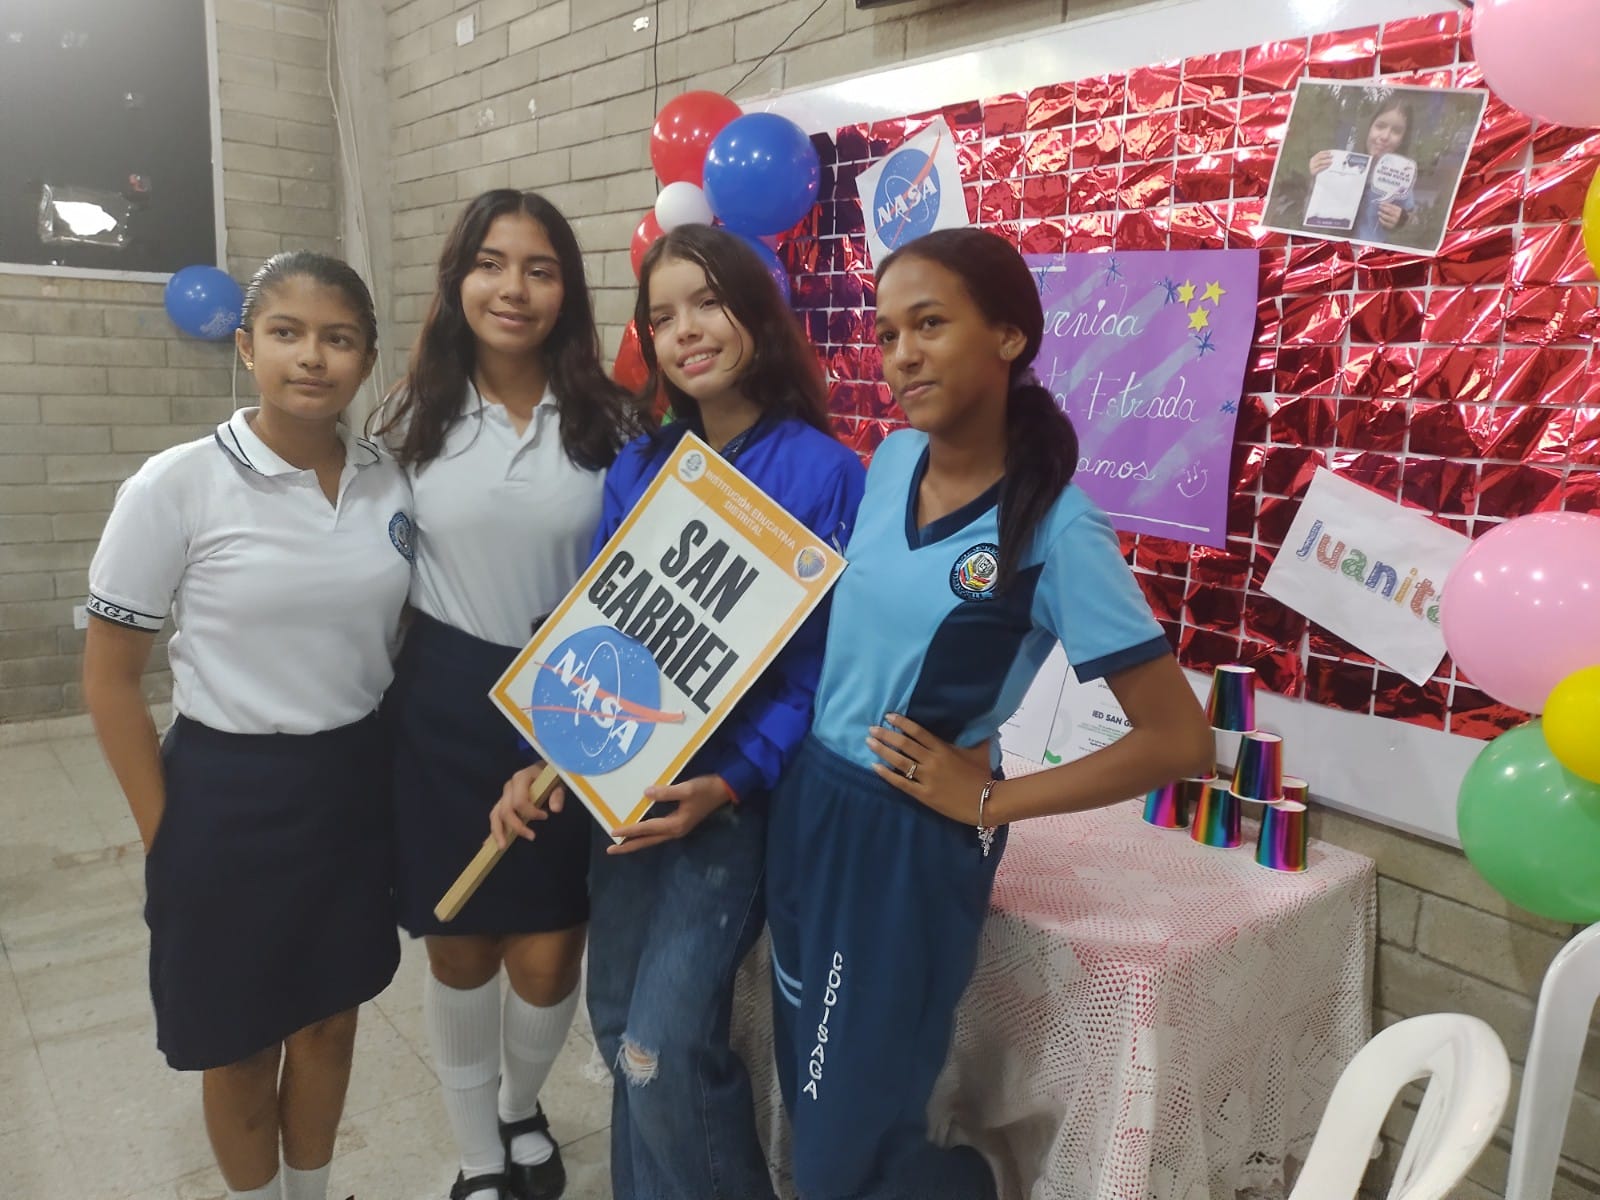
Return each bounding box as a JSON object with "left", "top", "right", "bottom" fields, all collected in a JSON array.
[
  {"left": 500, "top": 1106, "right": 566, "bottom": 1200},
  {"left": 449, "top": 1171, "right": 509, "bottom": 1200}
]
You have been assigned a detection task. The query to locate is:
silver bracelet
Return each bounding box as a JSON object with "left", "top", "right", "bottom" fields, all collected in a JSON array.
[{"left": 977, "top": 779, "right": 999, "bottom": 858}]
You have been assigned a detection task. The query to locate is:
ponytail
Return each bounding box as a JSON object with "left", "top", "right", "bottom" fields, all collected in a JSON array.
[{"left": 997, "top": 371, "right": 1078, "bottom": 590}]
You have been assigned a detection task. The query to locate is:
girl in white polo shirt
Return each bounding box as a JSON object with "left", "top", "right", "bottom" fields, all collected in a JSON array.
[
  {"left": 83, "top": 252, "right": 411, "bottom": 1200},
  {"left": 371, "top": 190, "right": 635, "bottom": 1200}
]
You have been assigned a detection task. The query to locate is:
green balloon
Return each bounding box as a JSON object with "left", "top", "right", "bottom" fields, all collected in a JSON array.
[{"left": 1457, "top": 720, "right": 1600, "bottom": 923}]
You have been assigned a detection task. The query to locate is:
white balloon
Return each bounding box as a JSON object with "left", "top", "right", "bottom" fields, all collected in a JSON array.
[{"left": 655, "top": 181, "right": 714, "bottom": 231}]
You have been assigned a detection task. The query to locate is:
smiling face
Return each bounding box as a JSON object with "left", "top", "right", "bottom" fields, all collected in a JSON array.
[
  {"left": 459, "top": 211, "right": 565, "bottom": 362},
  {"left": 1366, "top": 105, "right": 1409, "bottom": 158},
  {"left": 235, "top": 274, "right": 374, "bottom": 424},
  {"left": 645, "top": 255, "right": 755, "bottom": 413},
  {"left": 873, "top": 253, "right": 1024, "bottom": 437}
]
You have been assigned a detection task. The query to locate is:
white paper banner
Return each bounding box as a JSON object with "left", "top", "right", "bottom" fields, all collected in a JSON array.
[
  {"left": 1263, "top": 468, "right": 1470, "bottom": 686},
  {"left": 854, "top": 117, "right": 970, "bottom": 269}
]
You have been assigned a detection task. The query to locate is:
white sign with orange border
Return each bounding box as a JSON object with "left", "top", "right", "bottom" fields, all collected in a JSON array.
[{"left": 490, "top": 433, "right": 846, "bottom": 837}]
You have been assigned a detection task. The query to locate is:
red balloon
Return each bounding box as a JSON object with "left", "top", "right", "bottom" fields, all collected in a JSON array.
[
  {"left": 630, "top": 211, "right": 664, "bottom": 279},
  {"left": 650, "top": 91, "right": 742, "bottom": 186},
  {"left": 612, "top": 320, "right": 650, "bottom": 393}
]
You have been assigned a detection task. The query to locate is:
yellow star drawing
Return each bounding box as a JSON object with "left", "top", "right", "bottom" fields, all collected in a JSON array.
[
  {"left": 1176, "top": 280, "right": 1196, "bottom": 304},
  {"left": 1201, "top": 281, "right": 1226, "bottom": 305},
  {"left": 1188, "top": 306, "right": 1210, "bottom": 330}
]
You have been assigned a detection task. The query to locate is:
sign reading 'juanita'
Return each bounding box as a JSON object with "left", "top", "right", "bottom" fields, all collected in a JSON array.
[
  {"left": 489, "top": 434, "right": 847, "bottom": 837},
  {"left": 1263, "top": 468, "right": 1470, "bottom": 687}
]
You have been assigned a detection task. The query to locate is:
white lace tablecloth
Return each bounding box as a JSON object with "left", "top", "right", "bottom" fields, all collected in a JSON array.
[{"left": 732, "top": 788, "right": 1376, "bottom": 1200}]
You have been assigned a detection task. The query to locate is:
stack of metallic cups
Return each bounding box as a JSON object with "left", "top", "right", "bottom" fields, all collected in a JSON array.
[
  {"left": 1141, "top": 664, "right": 1312, "bottom": 869},
  {"left": 1177, "top": 663, "right": 1311, "bottom": 870},
  {"left": 1188, "top": 663, "right": 1258, "bottom": 848}
]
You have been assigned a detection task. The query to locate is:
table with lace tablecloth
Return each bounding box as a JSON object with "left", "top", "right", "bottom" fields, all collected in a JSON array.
[{"left": 731, "top": 792, "right": 1377, "bottom": 1200}]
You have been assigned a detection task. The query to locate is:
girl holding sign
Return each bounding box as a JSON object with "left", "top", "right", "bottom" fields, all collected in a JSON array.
[
  {"left": 1308, "top": 96, "right": 1417, "bottom": 241},
  {"left": 373, "top": 190, "right": 635, "bottom": 1200},
  {"left": 764, "top": 228, "right": 1213, "bottom": 1200},
  {"left": 492, "top": 224, "right": 865, "bottom": 1200},
  {"left": 83, "top": 252, "right": 407, "bottom": 1200}
]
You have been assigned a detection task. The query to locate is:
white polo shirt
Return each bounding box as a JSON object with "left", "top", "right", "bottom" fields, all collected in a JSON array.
[
  {"left": 87, "top": 408, "right": 414, "bottom": 736},
  {"left": 406, "top": 383, "right": 606, "bottom": 649}
]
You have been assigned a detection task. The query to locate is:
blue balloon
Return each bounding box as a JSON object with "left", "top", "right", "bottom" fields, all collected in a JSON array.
[
  {"left": 731, "top": 231, "right": 791, "bottom": 305},
  {"left": 703, "top": 113, "right": 820, "bottom": 236},
  {"left": 164, "top": 265, "right": 244, "bottom": 340}
]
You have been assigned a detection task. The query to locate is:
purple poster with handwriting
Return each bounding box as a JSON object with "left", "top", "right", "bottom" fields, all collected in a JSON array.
[{"left": 1024, "top": 249, "right": 1259, "bottom": 549}]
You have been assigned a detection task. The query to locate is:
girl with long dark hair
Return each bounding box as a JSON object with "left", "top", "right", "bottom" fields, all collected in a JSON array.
[
  {"left": 374, "top": 189, "right": 634, "bottom": 1200},
  {"left": 491, "top": 224, "right": 865, "bottom": 1199}
]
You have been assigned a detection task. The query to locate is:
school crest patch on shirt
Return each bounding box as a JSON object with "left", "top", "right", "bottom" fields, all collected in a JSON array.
[
  {"left": 389, "top": 511, "right": 416, "bottom": 563},
  {"left": 949, "top": 542, "right": 999, "bottom": 601}
]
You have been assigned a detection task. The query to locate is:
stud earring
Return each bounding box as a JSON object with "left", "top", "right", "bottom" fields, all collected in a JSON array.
[{"left": 243, "top": 360, "right": 253, "bottom": 370}]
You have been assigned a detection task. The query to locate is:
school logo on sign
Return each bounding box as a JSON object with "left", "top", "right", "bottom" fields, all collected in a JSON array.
[
  {"left": 872, "top": 146, "right": 942, "bottom": 252},
  {"left": 949, "top": 542, "right": 1000, "bottom": 601},
  {"left": 526, "top": 626, "right": 683, "bottom": 775}
]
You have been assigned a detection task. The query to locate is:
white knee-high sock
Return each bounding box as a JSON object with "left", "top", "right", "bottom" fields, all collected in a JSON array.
[
  {"left": 228, "top": 1175, "right": 281, "bottom": 1200},
  {"left": 425, "top": 974, "right": 505, "bottom": 1176},
  {"left": 498, "top": 986, "right": 579, "bottom": 1166},
  {"left": 281, "top": 1162, "right": 330, "bottom": 1200}
]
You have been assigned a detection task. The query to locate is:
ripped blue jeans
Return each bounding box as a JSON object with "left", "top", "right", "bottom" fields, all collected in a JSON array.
[{"left": 586, "top": 802, "right": 775, "bottom": 1200}]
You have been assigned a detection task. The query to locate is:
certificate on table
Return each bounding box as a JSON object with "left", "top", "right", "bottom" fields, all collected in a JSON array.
[{"left": 489, "top": 433, "right": 846, "bottom": 836}]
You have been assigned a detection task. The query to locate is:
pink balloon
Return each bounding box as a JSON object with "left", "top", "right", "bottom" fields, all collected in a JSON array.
[
  {"left": 1473, "top": 0, "right": 1600, "bottom": 128},
  {"left": 1441, "top": 512, "right": 1600, "bottom": 712}
]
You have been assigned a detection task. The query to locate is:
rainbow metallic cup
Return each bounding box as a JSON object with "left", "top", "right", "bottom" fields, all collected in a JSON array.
[
  {"left": 1256, "top": 800, "right": 1309, "bottom": 872},
  {"left": 1231, "top": 731, "right": 1285, "bottom": 803},
  {"left": 1206, "top": 664, "right": 1257, "bottom": 733},
  {"left": 1143, "top": 775, "right": 1213, "bottom": 829},
  {"left": 1280, "top": 775, "right": 1309, "bottom": 806},
  {"left": 1190, "top": 785, "right": 1242, "bottom": 848}
]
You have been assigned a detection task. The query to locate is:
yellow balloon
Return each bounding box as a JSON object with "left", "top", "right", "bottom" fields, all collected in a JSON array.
[
  {"left": 1586, "top": 164, "right": 1600, "bottom": 280},
  {"left": 1545, "top": 665, "right": 1600, "bottom": 784}
]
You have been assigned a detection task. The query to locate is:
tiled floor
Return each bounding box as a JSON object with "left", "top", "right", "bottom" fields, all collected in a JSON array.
[{"left": 0, "top": 731, "right": 616, "bottom": 1200}]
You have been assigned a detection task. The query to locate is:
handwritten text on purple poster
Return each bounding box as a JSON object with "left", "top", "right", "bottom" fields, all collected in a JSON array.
[{"left": 1025, "top": 249, "right": 1259, "bottom": 548}]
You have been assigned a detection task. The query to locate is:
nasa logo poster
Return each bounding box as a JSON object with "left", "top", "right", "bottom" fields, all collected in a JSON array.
[
  {"left": 490, "top": 433, "right": 847, "bottom": 837},
  {"left": 855, "top": 117, "right": 971, "bottom": 268}
]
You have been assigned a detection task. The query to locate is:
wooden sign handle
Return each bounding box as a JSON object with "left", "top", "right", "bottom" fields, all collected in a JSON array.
[{"left": 433, "top": 763, "right": 562, "bottom": 923}]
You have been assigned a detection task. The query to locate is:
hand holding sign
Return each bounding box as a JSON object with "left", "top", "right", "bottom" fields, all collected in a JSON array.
[{"left": 434, "top": 435, "right": 848, "bottom": 920}]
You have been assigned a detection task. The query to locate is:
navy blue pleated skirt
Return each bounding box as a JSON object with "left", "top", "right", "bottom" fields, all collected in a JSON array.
[
  {"left": 387, "top": 612, "right": 591, "bottom": 937},
  {"left": 147, "top": 713, "right": 400, "bottom": 1072}
]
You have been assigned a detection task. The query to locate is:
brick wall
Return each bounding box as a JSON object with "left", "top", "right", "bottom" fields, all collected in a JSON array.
[
  {"left": 0, "top": 0, "right": 340, "bottom": 722},
  {"left": 382, "top": 0, "right": 1101, "bottom": 371}
]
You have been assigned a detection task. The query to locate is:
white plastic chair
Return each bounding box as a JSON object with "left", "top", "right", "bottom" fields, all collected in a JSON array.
[
  {"left": 1504, "top": 921, "right": 1600, "bottom": 1200},
  {"left": 1286, "top": 1013, "right": 1511, "bottom": 1200}
]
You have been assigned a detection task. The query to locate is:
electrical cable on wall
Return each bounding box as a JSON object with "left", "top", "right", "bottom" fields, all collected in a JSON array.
[{"left": 726, "top": 0, "right": 832, "bottom": 97}]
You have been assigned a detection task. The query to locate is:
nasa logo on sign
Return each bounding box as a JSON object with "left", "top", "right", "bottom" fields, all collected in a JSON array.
[
  {"left": 872, "top": 145, "right": 941, "bottom": 253},
  {"left": 527, "top": 626, "right": 682, "bottom": 775}
]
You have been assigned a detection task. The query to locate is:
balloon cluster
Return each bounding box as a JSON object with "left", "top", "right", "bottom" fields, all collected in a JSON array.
[
  {"left": 634, "top": 91, "right": 821, "bottom": 304},
  {"left": 1443, "top": 512, "right": 1600, "bottom": 922},
  {"left": 1472, "top": 0, "right": 1600, "bottom": 278}
]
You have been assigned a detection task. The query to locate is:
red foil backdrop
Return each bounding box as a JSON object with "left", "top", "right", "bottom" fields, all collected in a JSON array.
[{"left": 782, "top": 11, "right": 1599, "bottom": 739}]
